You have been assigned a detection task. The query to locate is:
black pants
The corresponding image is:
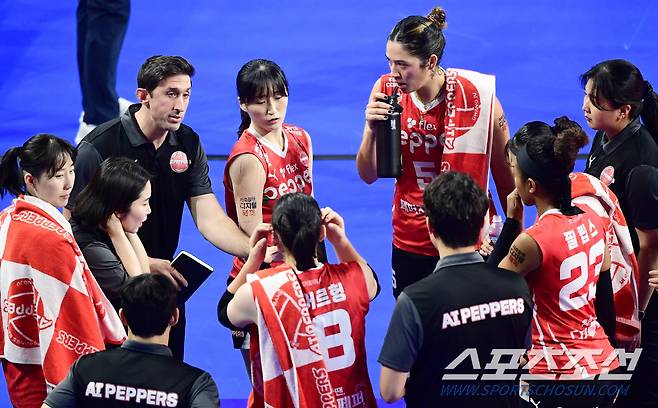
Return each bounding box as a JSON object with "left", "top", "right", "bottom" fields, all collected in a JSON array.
[
  {"left": 616, "top": 293, "right": 658, "bottom": 407},
  {"left": 391, "top": 245, "right": 439, "bottom": 299},
  {"left": 77, "top": 0, "right": 130, "bottom": 125}
]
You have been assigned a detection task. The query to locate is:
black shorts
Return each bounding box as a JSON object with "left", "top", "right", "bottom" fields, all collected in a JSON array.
[{"left": 391, "top": 245, "right": 439, "bottom": 299}]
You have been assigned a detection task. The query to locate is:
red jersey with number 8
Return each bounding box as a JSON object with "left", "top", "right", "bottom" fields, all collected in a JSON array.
[
  {"left": 525, "top": 208, "right": 619, "bottom": 376},
  {"left": 249, "top": 262, "right": 376, "bottom": 407}
]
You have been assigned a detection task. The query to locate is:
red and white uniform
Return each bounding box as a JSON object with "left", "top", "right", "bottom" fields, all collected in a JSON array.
[
  {"left": 525, "top": 208, "right": 619, "bottom": 377},
  {"left": 380, "top": 74, "right": 445, "bottom": 256},
  {"left": 224, "top": 124, "right": 313, "bottom": 278},
  {"left": 380, "top": 69, "right": 495, "bottom": 256},
  {"left": 248, "top": 262, "right": 376, "bottom": 407}
]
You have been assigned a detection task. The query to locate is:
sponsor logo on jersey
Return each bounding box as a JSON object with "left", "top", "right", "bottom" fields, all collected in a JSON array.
[
  {"left": 84, "top": 381, "right": 179, "bottom": 407},
  {"left": 299, "top": 152, "right": 309, "bottom": 168},
  {"left": 600, "top": 166, "right": 615, "bottom": 186},
  {"left": 169, "top": 151, "right": 189, "bottom": 173}
]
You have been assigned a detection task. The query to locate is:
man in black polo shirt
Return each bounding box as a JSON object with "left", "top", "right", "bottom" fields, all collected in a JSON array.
[
  {"left": 378, "top": 171, "right": 532, "bottom": 407},
  {"left": 43, "top": 274, "right": 219, "bottom": 408},
  {"left": 65, "top": 55, "right": 250, "bottom": 359}
]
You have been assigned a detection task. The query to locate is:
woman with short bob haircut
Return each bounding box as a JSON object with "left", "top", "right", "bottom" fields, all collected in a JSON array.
[
  {"left": 71, "top": 156, "right": 152, "bottom": 310},
  {"left": 0, "top": 134, "right": 124, "bottom": 408},
  {"left": 222, "top": 59, "right": 320, "bottom": 363}
]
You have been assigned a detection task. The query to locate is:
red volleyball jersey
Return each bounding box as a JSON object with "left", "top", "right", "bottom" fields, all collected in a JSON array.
[
  {"left": 380, "top": 74, "right": 446, "bottom": 256},
  {"left": 249, "top": 262, "right": 376, "bottom": 407},
  {"left": 224, "top": 124, "right": 313, "bottom": 278},
  {"left": 525, "top": 208, "right": 619, "bottom": 377}
]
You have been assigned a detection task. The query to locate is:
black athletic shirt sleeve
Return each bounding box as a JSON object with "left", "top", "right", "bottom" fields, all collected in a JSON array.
[
  {"left": 186, "top": 138, "right": 213, "bottom": 198},
  {"left": 626, "top": 165, "right": 658, "bottom": 230},
  {"left": 67, "top": 140, "right": 103, "bottom": 211},
  {"left": 378, "top": 292, "right": 424, "bottom": 372}
]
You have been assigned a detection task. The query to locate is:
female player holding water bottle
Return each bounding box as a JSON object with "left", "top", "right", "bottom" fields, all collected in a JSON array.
[{"left": 356, "top": 6, "right": 515, "bottom": 297}]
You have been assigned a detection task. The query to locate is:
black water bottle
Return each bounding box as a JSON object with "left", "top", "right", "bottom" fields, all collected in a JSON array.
[{"left": 376, "top": 87, "right": 403, "bottom": 178}]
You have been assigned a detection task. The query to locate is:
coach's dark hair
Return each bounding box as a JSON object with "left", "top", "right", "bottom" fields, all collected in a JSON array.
[
  {"left": 388, "top": 7, "right": 448, "bottom": 68},
  {"left": 512, "top": 116, "right": 588, "bottom": 215},
  {"left": 0, "top": 134, "right": 75, "bottom": 199},
  {"left": 72, "top": 157, "right": 151, "bottom": 229},
  {"left": 138, "top": 55, "right": 195, "bottom": 94},
  {"left": 236, "top": 59, "right": 289, "bottom": 137},
  {"left": 423, "top": 171, "right": 487, "bottom": 248},
  {"left": 272, "top": 193, "right": 320, "bottom": 271},
  {"left": 120, "top": 274, "right": 177, "bottom": 337},
  {"left": 580, "top": 59, "right": 658, "bottom": 143}
]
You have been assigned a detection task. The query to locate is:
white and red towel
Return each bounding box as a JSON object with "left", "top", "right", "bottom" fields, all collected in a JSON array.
[
  {"left": 0, "top": 195, "right": 126, "bottom": 387},
  {"left": 442, "top": 68, "right": 496, "bottom": 193},
  {"left": 570, "top": 172, "right": 641, "bottom": 340},
  {"left": 248, "top": 265, "right": 338, "bottom": 408},
  {"left": 443, "top": 68, "right": 498, "bottom": 235}
]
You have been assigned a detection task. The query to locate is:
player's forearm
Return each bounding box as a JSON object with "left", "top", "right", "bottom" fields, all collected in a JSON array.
[
  {"left": 227, "top": 255, "right": 261, "bottom": 294},
  {"left": 491, "top": 162, "right": 514, "bottom": 213},
  {"left": 127, "top": 232, "right": 150, "bottom": 273},
  {"left": 201, "top": 214, "right": 250, "bottom": 258},
  {"left": 109, "top": 232, "right": 145, "bottom": 277}
]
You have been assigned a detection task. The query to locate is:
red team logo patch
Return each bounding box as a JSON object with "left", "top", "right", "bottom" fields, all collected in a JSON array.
[
  {"left": 600, "top": 166, "right": 615, "bottom": 186},
  {"left": 4, "top": 278, "right": 52, "bottom": 348},
  {"left": 299, "top": 152, "right": 309, "bottom": 168},
  {"left": 444, "top": 71, "right": 481, "bottom": 150},
  {"left": 169, "top": 151, "right": 189, "bottom": 173}
]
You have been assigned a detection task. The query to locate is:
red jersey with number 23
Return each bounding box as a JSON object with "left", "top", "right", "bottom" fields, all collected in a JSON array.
[{"left": 525, "top": 208, "right": 619, "bottom": 377}]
